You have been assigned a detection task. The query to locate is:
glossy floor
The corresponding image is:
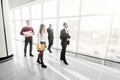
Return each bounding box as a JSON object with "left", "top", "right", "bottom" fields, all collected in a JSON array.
[{"left": 0, "top": 42, "right": 120, "bottom": 80}]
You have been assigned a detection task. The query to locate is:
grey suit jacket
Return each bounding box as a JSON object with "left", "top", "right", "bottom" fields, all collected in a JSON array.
[{"left": 47, "top": 28, "right": 54, "bottom": 40}]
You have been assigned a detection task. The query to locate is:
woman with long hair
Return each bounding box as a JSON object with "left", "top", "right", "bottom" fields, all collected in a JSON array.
[{"left": 37, "top": 24, "right": 47, "bottom": 68}]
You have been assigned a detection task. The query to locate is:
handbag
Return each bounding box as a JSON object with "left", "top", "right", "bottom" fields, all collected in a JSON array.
[{"left": 36, "top": 43, "right": 45, "bottom": 51}]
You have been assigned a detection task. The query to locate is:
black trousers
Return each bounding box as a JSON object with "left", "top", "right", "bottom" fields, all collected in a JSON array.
[
  {"left": 24, "top": 38, "right": 33, "bottom": 56},
  {"left": 48, "top": 39, "right": 53, "bottom": 50},
  {"left": 60, "top": 43, "right": 67, "bottom": 62}
]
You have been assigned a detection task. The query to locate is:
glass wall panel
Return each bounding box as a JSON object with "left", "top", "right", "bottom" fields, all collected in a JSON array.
[
  {"left": 107, "top": 15, "right": 120, "bottom": 62},
  {"left": 31, "top": 4, "right": 41, "bottom": 19},
  {"left": 81, "top": 0, "right": 113, "bottom": 15},
  {"left": 43, "top": 0, "right": 57, "bottom": 18},
  {"left": 15, "top": 21, "right": 22, "bottom": 40},
  {"left": 10, "top": 0, "right": 120, "bottom": 63},
  {"left": 10, "top": 21, "right": 17, "bottom": 54},
  {"left": 14, "top": 9, "right": 21, "bottom": 20},
  {"left": 59, "top": 0, "right": 80, "bottom": 17},
  {"left": 43, "top": 19, "right": 57, "bottom": 48},
  {"left": 22, "top": 6, "right": 30, "bottom": 20},
  {"left": 112, "top": 0, "right": 120, "bottom": 13},
  {"left": 22, "top": 20, "right": 26, "bottom": 27},
  {"left": 10, "top": 21, "right": 15, "bottom": 39},
  {"left": 59, "top": 18, "right": 79, "bottom": 52},
  {"left": 78, "top": 16, "right": 111, "bottom": 58},
  {"left": 9, "top": 11, "right": 13, "bottom": 20},
  {"left": 32, "top": 20, "right": 41, "bottom": 44}
]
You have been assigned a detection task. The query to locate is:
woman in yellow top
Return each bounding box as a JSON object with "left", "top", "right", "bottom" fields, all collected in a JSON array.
[{"left": 37, "top": 24, "right": 47, "bottom": 68}]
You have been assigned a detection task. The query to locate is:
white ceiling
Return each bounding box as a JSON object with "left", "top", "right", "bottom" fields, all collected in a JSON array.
[
  {"left": 8, "top": 0, "right": 52, "bottom": 8},
  {"left": 8, "top": 0, "right": 35, "bottom": 8}
]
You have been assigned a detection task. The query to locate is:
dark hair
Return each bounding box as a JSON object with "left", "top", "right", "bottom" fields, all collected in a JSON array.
[
  {"left": 63, "top": 22, "right": 67, "bottom": 26},
  {"left": 39, "top": 24, "right": 45, "bottom": 35},
  {"left": 26, "top": 20, "right": 30, "bottom": 23}
]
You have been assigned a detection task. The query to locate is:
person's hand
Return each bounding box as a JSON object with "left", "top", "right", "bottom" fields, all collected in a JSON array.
[
  {"left": 38, "top": 45, "right": 41, "bottom": 49},
  {"left": 30, "top": 31, "right": 34, "bottom": 35},
  {"left": 23, "top": 31, "right": 33, "bottom": 37},
  {"left": 67, "top": 38, "right": 70, "bottom": 41}
]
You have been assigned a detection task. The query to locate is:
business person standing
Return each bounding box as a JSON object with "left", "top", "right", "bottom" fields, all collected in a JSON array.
[
  {"left": 20, "top": 20, "right": 34, "bottom": 57},
  {"left": 47, "top": 24, "right": 54, "bottom": 53},
  {"left": 37, "top": 24, "right": 47, "bottom": 68},
  {"left": 60, "top": 22, "right": 71, "bottom": 65}
]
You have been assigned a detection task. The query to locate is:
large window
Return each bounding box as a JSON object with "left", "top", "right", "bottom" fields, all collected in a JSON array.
[
  {"left": 10, "top": 22, "right": 15, "bottom": 39},
  {"left": 31, "top": 4, "right": 41, "bottom": 19},
  {"left": 9, "top": 11, "right": 13, "bottom": 20},
  {"left": 58, "top": 18, "right": 79, "bottom": 52},
  {"left": 111, "top": 0, "right": 120, "bottom": 13},
  {"left": 32, "top": 20, "right": 41, "bottom": 43},
  {"left": 81, "top": 0, "right": 112, "bottom": 15},
  {"left": 78, "top": 16, "right": 111, "bottom": 58},
  {"left": 22, "top": 6, "right": 30, "bottom": 20},
  {"left": 14, "top": 9, "right": 21, "bottom": 20},
  {"left": 59, "top": 0, "right": 80, "bottom": 17},
  {"left": 43, "top": 19, "right": 57, "bottom": 47},
  {"left": 107, "top": 15, "right": 120, "bottom": 62},
  {"left": 43, "top": 0, "right": 57, "bottom": 18},
  {"left": 15, "top": 21, "right": 22, "bottom": 40},
  {"left": 10, "top": 0, "right": 120, "bottom": 63}
]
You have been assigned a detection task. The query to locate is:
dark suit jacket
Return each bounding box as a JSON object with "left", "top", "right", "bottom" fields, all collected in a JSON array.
[
  {"left": 47, "top": 28, "right": 54, "bottom": 40},
  {"left": 60, "top": 29, "right": 71, "bottom": 45}
]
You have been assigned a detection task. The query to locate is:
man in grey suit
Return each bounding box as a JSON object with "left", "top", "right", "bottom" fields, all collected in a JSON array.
[
  {"left": 47, "top": 24, "right": 54, "bottom": 53},
  {"left": 60, "top": 22, "right": 71, "bottom": 65}
]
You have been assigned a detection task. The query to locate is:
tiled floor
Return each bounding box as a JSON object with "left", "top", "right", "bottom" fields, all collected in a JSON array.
[{"left": 0, "top": 42, "right": 120, "bottom": 80}]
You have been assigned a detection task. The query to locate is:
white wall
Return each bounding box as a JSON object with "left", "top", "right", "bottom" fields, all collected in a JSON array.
[
  {"left": 0, "top": 0, "right": 13, "bottom": 58},
  {"left": 0, "top": 0, "right": 7, "bottom": 57}
]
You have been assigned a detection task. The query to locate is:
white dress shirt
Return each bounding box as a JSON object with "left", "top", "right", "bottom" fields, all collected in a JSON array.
[
  {"left": 37, "top": 33, "right": 46, "bottom": 45},
  {"left": 64, "top": 28, "right": 69, "bottom": 33}
]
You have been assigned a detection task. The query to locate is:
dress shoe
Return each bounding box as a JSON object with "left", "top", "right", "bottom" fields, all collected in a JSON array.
[
  {"left": 24, "top": 55, "right": 26, "bottom": 57},
  {"left": 64, "top": 61, "right": 69, "bottom": 65},
  {"left": 37, "top": 60, "right": 41, "bottom": 64},
  {"left": 24, "top": 53, "right": 26, "bottom": 57},
  {"left": 48, "top": 49, "right": 52, "bottom": 53},
  {"left": 30, "top": 54, "right": 34, "bottom": 57},
  {"left": 41, "top": 64, "right": 47, "bottom": 68},
  {"left": 49, "top": 50, "right": 52, "bottom": 53},
  {"left": 64, "top": 62, "right": 69, "bottom": 65}
]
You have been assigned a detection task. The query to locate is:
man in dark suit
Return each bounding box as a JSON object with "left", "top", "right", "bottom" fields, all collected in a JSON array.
[
  {"left": 47, "top": 24, "right": 54, "bottom": 53},
  {"left": 60, "top": 22, "right": 71, "bottom": 65}
]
